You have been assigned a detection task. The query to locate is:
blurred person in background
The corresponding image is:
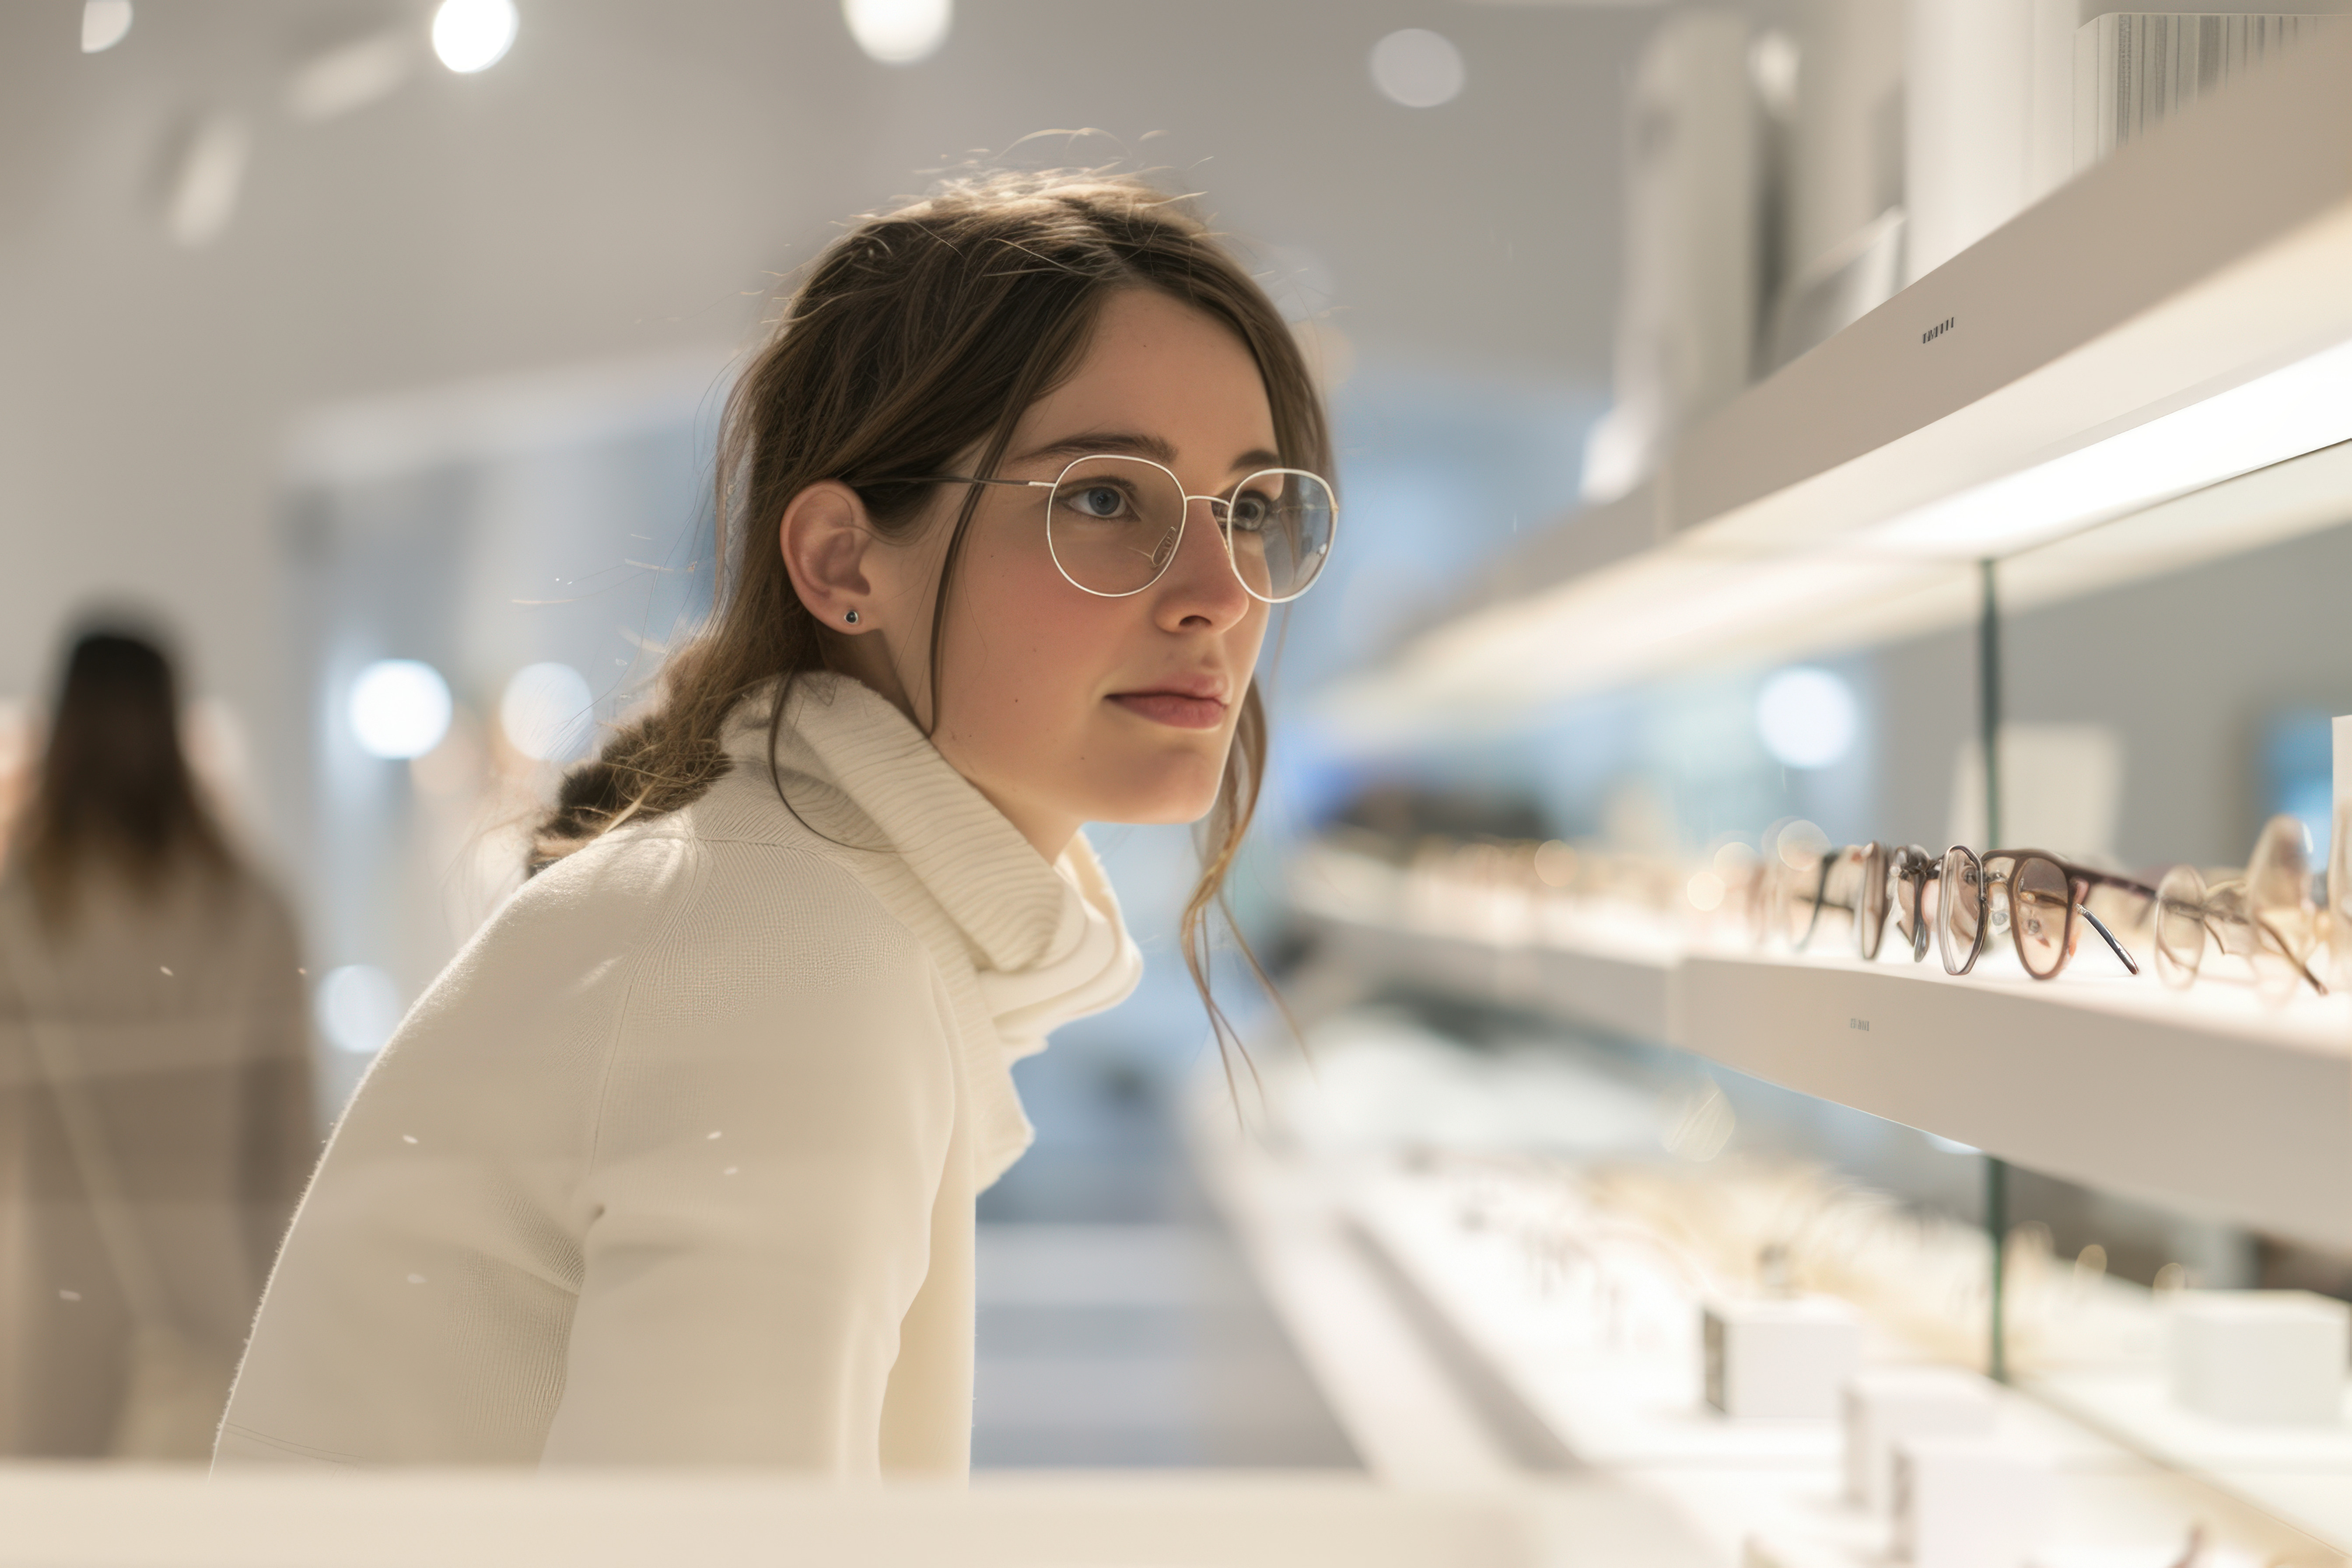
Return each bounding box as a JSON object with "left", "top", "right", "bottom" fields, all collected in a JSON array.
[{"left": 0, "top": 626, "right": 315, "bottom": 1460}]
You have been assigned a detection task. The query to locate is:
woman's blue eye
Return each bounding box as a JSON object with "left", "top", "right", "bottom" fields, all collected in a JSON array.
[
  {"left": 1229, "top": 492, "right": 1274, "bottom": 532},
  {"left": 1076, "top": 486, "right": 1126, "bottom": 518}
]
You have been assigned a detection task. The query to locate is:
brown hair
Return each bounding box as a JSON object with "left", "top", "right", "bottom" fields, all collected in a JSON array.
[
  {"left": 532, "top": 170, "right": 1330, "bottom": 1058},
  {"left": 10, "top": 627, "right": 235, "bottom": 928}
]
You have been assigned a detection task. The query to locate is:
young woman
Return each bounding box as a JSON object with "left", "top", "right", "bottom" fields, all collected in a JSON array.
[
  {"left": 0, "top": 629, "right": 314, "bottom": 1460},
  {"left": 217, "top": 172, "right": 1336, "bottom": 1473}
]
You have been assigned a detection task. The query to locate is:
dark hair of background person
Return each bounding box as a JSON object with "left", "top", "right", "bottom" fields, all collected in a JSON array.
[
  {"left": 11, "top": 629, "right": 234, "bottom": 928},
  {"left": 529, "top": 167, "right": 1333, "bottom": 1068}
]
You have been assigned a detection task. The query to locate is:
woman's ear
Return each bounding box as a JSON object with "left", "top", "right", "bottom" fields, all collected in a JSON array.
[{"left": 779, "top": 481, "right": 880, "bottom": 633}]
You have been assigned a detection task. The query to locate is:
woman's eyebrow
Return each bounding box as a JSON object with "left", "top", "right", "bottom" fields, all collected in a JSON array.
[
  {"left": 1012, "top": 430, "right": 1284, "bottom": 475},
  {"left": 1014, "top": 430, "right": 1178, "bottom": 466}
]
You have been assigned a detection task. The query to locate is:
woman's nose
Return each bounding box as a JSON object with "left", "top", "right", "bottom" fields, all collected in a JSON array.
[{"left": 1155, "top": 495, "right": 1252, "bottom": 629}]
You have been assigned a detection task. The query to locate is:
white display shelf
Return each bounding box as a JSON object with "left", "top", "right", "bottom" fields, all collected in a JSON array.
[
  {"left": 0, "top": 1468, "right": 1534, "bottom": 1568},
  {"left": 2025, "top": 1368, "right": 2352, "bottom": 1550},
  {"left": 1305, "top": 900, "right": 1676, "bottom": 1047},
  {"left": 1328, "top": 1158, "right": 2341, "bottom": 1564},
  {"left": 1678, "top": 949, "right": 2352, "bottom": 1255},
  {"left": 1324, "top": 25, "right": 2352, "bottom": 735},
  {"left": 1298, "top": 880, "right": 2352, "bottom": 1253}
]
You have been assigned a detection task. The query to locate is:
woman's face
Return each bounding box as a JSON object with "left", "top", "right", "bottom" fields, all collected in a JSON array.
[{"left": 856, "top": 289, "right": 1278, "bottom": 860}]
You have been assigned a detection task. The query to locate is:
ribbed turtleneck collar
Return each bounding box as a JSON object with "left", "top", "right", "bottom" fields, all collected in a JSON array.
[{"left": 716, "top": 672, "right": 1142, "bottom": 1064}]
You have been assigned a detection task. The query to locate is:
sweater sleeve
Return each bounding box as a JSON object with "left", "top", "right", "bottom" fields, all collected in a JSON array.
[{"left": 538, "top": 857, "right": 960, "bottom": 1471}]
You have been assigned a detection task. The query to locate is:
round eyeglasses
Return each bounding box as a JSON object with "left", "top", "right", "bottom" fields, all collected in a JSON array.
[
  {"left": 1935, "top": 846, "right": 2152, "bottom": 981},
  {"left": 885, "top": 453, "right": 1338, "bottom": 603}
]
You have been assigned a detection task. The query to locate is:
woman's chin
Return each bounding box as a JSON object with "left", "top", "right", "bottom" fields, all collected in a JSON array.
[{"left": 1085, "top": 784, "right": 1225, "bottom": 829}]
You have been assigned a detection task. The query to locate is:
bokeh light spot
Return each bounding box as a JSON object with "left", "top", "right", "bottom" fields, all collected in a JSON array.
[
  {"left": 350, "top": 659, "right": 453, "bottom": 760},
  {"left": 1370, "top": 29, "right": 1465, "bottom": 109},
  {"left": 1756, "top": 667, "right": 1858, "bottom": 770}
]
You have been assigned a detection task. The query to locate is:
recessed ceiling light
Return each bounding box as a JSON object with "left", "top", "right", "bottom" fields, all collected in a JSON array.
[
  {"left": 1370, "top": 29, "right": 1466, "bottom": 109},
  {"left": 844, "top": 0, "right": 952, "bottom": 65},
  {"left": 81, "top": 0, "right": 132, "bottom": 54},
  {"left": 431, "top": 0, "right": 518, "bottom": 74}
]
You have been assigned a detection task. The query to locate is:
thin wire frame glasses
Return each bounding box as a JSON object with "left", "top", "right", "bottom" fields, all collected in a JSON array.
[
  {"left": 882, "top": 453, "right": 1338, "bottom": 604},
  {"left": 2152, "top": 863, "right": 2329, "bottom": 997},
  {"left": 1778, "top": 841, "right": 1893, "bottom": 959}
]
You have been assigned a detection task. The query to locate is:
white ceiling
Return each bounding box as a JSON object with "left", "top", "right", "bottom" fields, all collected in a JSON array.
[{"left": 0, "top": 0, "right": 1672, "bottom": 756}]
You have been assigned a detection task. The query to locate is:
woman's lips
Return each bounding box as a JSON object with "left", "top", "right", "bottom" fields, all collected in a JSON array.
[{"left": 1109, "top": 691, "right": 1228, "bottom": 730}]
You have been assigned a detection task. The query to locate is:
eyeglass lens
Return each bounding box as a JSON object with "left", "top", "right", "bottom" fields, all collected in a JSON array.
[
  {"left": 1044, "top": 455, "right": 1336, "bottom": 602},
  {"left": 2153, "top": 864, "right": 2209, "bottom": 987},
  {"left": 2010, "top": 856, "right": 2076, "bottom": 979},
  {"left": 1890, "top": 847, "right": 1934, "bottom": 960},
  {"left": 1937, "top": 846, "right": 1984, "bottom": 975},
  {"left": 1855, "top": 843, "right": 1890, "bottom": 960}
]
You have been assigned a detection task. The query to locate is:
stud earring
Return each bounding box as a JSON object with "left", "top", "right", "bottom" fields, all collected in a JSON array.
[{"left": 844, "top": 609, "right": 860, "bottom": 625}]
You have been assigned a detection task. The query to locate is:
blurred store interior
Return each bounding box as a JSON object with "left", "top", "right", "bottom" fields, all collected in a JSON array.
[{"left": 4, "top": 0, "right": 2352, "bottom": 1563}]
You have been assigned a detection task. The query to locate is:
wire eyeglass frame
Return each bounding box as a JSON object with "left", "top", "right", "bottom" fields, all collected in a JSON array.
[{"left": 874, "top": 453, "right": 1338, "bottom": 604}]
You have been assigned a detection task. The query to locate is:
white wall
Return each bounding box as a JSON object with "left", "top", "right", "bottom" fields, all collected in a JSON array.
[{"left": 0, "top": 0, "right": 1657, "bottom": 889}]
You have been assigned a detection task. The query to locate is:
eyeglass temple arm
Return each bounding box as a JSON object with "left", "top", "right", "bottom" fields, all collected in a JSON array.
[
  {"left": 1795, "top": 855, "right": 1835, "bottom": 951},
  {"left": 2256, "top": 913, "right": 2331, "bottom": 996},
  {"left": 868, "top": 474, "right": 1054, "bottom": 491},
  {"left": 2187, "top": 903, "right": 2328, "bottom": 996},
  {"left": 1911, "top": 861, "right": 1940, "bottom": 956},
  {"left": 2083, "top": 868, "right": 2160, "bottom": 902},
  {"left": 2076, "top": 903, "right": 2141, "bottom": 976},
  {"left": 2072, "top": 868, "right": 2155, "bottom": 976}
]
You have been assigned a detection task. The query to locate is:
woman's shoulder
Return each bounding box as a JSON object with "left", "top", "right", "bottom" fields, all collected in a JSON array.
[
  {"left": 503, "top": 802, "right": 929, "bottom": 984},
  {"left": 387, "top": 816, "right": 936, "bottom": 1089}
]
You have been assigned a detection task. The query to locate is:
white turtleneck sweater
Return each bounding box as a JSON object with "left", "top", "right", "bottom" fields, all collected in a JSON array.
[{"left": 214, "top": 675, "right": 1141, "bottom": 1473}]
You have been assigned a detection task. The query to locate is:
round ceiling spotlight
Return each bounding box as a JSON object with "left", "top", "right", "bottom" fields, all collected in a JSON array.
[
  {"left": 81, "top": 0, "right": 133, "bottom": 54},
  {"left": 349, "top": 659, "right": 453, "bottom": 760},
  {"left": 1369, "top": 28, "right": 1465, "bottom": 109},
  {"left": 431, "top": 0, "right": 518, "bottom": 74},
  {"left": 1756, "top": 666, "right": 1859, "bottom": 770},
  {"left": 844, "top": 0, "right": 952, "bottom": 65}
]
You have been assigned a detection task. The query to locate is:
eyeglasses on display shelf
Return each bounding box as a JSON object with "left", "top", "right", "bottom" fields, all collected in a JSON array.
[
  {"left": 2332, "top": 789, "right": 2352, "bottom": 989},
  {"left": 1755, "top": 834, "right": 2160, "bottom": 983},
  {"left": 1934, "top": 847, "right": 2156, "bottom": 982},
  {"left": 1886, "top": 844, "right": 1940, "bottom": 964},
  {"left": 1769, "top": 840, "right": 1892, "bottom": 960},
  {"left": 2152, "top": 815, "right": 2332, "bottom": 998},
  {"left": 1748, "top": 820, "right": 1833, "bottom": 951},
  {"left": 1306, "top": 807, "right": 2347, "bottom": 1014},
  {"left": 872, "top": 452, "right": 1340, "bottom": 603}
]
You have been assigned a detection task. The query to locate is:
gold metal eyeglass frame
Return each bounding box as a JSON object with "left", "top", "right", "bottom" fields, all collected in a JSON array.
[{"left": 872, "top": 453, "right": 1338, "bottom": 604}]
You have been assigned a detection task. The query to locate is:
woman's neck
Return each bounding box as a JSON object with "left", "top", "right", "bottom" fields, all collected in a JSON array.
[
  {"left": 826, "top": 663, "right": 1080, "bottom": 866},
  {"left": 962, "top": 777, "right": 1077, "bottom": 866}
]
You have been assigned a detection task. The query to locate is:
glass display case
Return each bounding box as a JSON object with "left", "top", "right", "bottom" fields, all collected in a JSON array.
[{"left": 1256, "top": 25, "right": 2352, "bottom": 1562}]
